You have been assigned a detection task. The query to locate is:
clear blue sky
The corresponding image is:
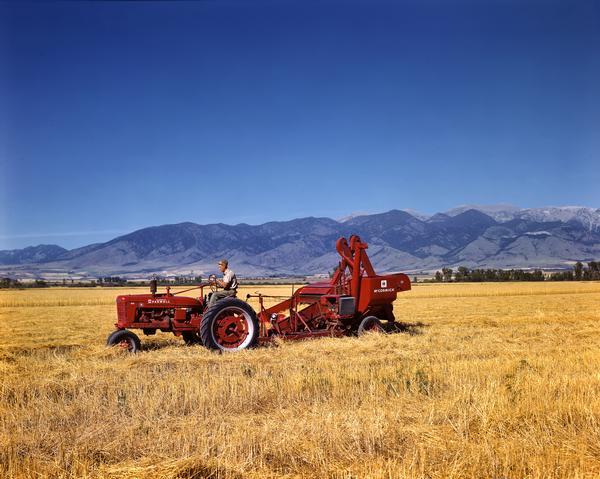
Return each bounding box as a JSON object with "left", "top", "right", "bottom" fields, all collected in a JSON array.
[{"left": 1, "top": 0, "right": 598, "bottom": 249}]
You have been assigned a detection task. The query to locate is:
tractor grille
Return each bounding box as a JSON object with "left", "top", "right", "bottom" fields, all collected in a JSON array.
[
  {"left": 117, "top": 298, "right": 127, "bottom": 319},
  {"left": 338, "top": 296, "right": 355, "bottom": 316}
]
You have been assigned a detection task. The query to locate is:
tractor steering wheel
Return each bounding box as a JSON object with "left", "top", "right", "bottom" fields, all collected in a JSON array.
[{"left": 208, "top": 274, "right": 218, "bottom": 293}]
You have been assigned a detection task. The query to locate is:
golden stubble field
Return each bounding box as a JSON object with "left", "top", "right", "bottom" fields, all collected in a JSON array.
[{"left": 1, "top": 281, "right": 600, "bottom": 479}]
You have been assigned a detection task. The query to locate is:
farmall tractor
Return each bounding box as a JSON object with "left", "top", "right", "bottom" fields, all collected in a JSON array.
[{"left": 107, "top": 235, "right": 411, "bottom": 352}]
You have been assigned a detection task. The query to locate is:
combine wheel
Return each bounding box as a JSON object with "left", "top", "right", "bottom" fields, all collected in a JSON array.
[
  {"left": 182, "top": 331, "right": 203, "bottom": 345},
  {"left": 357, "top": 316, "right": 384, "bottom": 336},
  {"left": 200, "top": 298, "right": 258, "bottom": 351},
  {"left": 107, "top": 329, "right": 141, "bottom": 353}
]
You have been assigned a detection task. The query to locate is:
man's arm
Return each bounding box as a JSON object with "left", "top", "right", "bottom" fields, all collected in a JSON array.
[{"left": 218, "top": 270, "right": 233, "bottom": 289}]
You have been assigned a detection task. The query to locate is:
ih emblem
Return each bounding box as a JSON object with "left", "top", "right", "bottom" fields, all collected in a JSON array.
[{"left": 380, "top": 280, "right": 387, "bottom": 288}]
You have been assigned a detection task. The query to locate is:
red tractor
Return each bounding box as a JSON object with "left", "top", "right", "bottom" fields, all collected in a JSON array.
[{"left": 107, "top": 235, "right": 411, "bottom": 352}]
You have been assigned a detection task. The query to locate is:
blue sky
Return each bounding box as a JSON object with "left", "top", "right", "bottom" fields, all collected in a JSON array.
[{"left": 1, "top": 0, "right": 598, "bottom": 249}]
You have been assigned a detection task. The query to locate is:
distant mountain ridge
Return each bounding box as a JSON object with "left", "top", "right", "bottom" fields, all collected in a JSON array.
[
  {"left": 445, "top": 205, "right": 600, "bottom": 231},
  {"left": 1, "top": 205, "right": 599, "bottom": 279},
  {"left": 0, "top": 245, "right": 68, "bottom": 265}
]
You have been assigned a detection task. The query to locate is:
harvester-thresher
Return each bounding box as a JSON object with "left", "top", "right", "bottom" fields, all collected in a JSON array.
[{"left": 107, "top": 235, "right": 411, "bottom": 352}]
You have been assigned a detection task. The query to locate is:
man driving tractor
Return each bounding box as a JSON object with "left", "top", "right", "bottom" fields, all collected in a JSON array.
[{"left": 208, "top": 259, "right": 238, "bottom": 307}]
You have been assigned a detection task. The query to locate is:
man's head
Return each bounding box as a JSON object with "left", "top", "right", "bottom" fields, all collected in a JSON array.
[{"left": 218, "top": 259, "right": 228, "bottom": 273}]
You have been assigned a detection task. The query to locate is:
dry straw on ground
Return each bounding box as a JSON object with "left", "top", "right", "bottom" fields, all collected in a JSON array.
[{"left": 1, "top": 282, "right": 600, "bottom": 478}]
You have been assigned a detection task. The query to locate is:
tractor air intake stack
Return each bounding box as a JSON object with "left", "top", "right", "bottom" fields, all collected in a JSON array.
[{"left": 150, "top": 279, "right": 157, "bottom": 296}]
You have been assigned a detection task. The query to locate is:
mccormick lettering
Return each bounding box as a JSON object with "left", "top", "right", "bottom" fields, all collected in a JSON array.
[{"left": 373, "top": 287, "right": 395, "bottom": 293}]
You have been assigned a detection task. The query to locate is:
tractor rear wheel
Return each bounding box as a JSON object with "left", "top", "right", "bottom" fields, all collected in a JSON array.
[
  {"left": 107, "top": 329, "right": 141, "bottom": 353},
  {"left": 357, "top": 316, "right": 384, "bottom": 335},
  {"left": 200, "top": 298, "right": 258, "bottom": 351}
]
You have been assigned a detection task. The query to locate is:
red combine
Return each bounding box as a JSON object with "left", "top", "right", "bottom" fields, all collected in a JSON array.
[{"left": 107, "top": 235, "right": 411, "bottom": 352}]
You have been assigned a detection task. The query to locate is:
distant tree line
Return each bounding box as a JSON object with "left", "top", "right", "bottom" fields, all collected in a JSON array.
[
  {"left": 0, "top": 278, "right": 50, "bottom": 288},
  {"left": 431, "top": 266, "right": 544, "bottom": 282},
  {"left": 0, "top": 278, "right": 102, "bottom": 289},
  {"left": 547, "top": 261, "right": 600, "bottom": 281},
  {"left": 90, "top": 276, "right": 204, "bottom": 287},
  {"left": 97, "top": 276, "right": 128, "bottom": 286},
  {"left": 156, "top": 276, "right": 203, "bottom": 285},
  {"left": 3, "top": 262, "right": 599, "bottom": 289},
  {"left": 430, "top": 261, "right": 600, "bottom": 282}
]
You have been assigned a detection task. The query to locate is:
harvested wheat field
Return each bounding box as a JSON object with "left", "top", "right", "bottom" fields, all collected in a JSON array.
[{"left": 1, "top": 281, "right": 600, "bottom": 478}]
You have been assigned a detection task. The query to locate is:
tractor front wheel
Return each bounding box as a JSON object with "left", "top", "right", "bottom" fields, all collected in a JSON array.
[
  {"left": 107, "top": 329, "right": 141, "bottom": 353},
  {"left": 106, "top": 329, "right": 121, "bottom": 345},
  {"left": 200, "top": 298, "right": 259, "bottom": 351},
  {"left": 357, "top": 316, "right": 384, "bottom": 335}
]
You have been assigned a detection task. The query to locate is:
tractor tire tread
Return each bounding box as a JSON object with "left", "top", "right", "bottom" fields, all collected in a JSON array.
[
  {"left": 107, "top": 329, "right": 142, "bottom": 353},
  {"left": 200, "top": 298, "right": 259, "bottom": 351}
]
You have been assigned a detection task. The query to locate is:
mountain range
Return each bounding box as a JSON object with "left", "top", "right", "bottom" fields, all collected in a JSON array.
[{"left": 1, "top": 205, "right": 599, "bottom": 279}]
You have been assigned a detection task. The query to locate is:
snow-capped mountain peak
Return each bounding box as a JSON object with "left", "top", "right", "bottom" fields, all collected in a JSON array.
[{"left": 445, "top": 205, "right": 600, "bottom": 231}]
